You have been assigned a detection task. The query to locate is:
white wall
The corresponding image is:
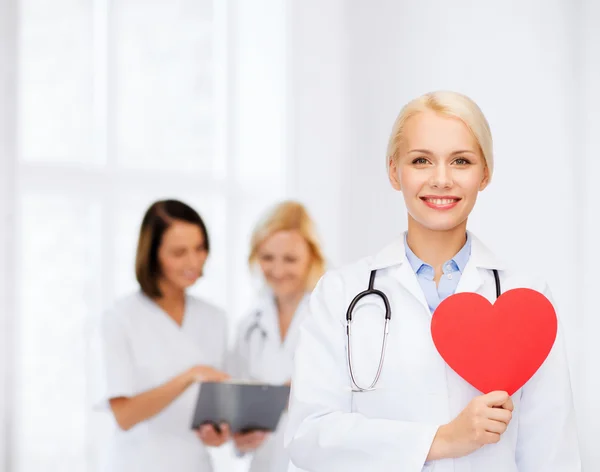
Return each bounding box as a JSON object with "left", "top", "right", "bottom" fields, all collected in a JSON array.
[
  {"left": 285, "top": 0, "right": 346, "bottom": 268},
  {"left": 0, "top": 0, "right": 17, "bottom": 469},
  {"left": 289, "top": 0, "right": 595, "bottom": 469},
  {"left": 580, "top": 0, "right": 600, "bottom": 468}
]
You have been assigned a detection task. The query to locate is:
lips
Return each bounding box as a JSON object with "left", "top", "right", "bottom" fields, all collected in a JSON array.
[
  {"left": 420, "top": 196, "right": 461, "bottom": 210},
  {"left": 182, "top": 270, "right": 199, "bottom": 280}
]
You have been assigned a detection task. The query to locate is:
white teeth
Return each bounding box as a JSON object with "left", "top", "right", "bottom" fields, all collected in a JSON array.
[{"left": 426, "top": 198, "right": 457, "bottom": 205}]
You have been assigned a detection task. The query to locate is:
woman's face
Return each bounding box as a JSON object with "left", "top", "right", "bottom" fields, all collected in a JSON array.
[
  {"left": 389, "top": 110, "right": 489, "bottom": 233},
  {"left": 257, "top": 230, "right": 312, "bottom": 300},
  {"left": 157, "top": 220, "right": 208, "bottom": 293}
]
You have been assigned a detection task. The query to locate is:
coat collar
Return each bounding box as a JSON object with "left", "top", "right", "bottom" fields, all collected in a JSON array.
[
  {"left": 369, "top": 231, "right": 505, "bottom": 313},
  {"left": 254, "top": 289, "right": 311, "bottom": 340},
  {"left": 370, "top": 230, "right": 505, "bottom": 272}
]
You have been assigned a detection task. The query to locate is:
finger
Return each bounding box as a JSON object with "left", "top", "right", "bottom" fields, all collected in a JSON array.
[
  {"left": 218, "top": 423, "right": 231, "bottom": 439},
  {"left": 198, "top": 424, "right": 212, "bottom": 435},
  {"left": 251, "top": 436, "right": 266, "bottom": 447},
  {"left": 486, "top": 406, "right": 512, "bottom": 424},
  {"left": 234, "top": 431, "right": 262, "bottom": 443},
  {"left": 239, "top": 439, "right": 256, "bottom": 450},
  {"left": 483, "top": 418, "right": 508, "bottom": 435},
  {"left": 213, "top": 370, "right": 230, "bottom": 381},
  {"left": 500, "top": 396, "right": 514, "bottom": 412},
  {"left": 246, "top": 432, "right": 265, "bottom": 443},
  {"left": 483, "top": 390, "right": 510, "bottom": 408},
  {"left": 204, "top": 433, "right": 224, "bottom": 447},
  {"left": 199, "top": 433, "right": 217, "bottom": 445},
  {"left": 197, "top": 425, "right": 215, "bottom": 440},
  {"left": 234, "top": 433, "right": 255, "bottom": 443},
  {"left": 236, "top": 438, "right": 262, "bottom": 451},
  {"left": 202, "top": 430, "right": 218, "bottom": 442},
  {"left": 207, "top": 424, "right": 225, "bottom": 440}
]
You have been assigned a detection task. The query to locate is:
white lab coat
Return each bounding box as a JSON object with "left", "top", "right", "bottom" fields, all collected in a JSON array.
[
  {"left": 92, "top": 291, "right": 228, "bottom": 472},
  {"left": 229, "top": 290, "right": 310, "bottom": 472},
  {"left": 285, "top": 232, "right": 581, "bottom": 472}
]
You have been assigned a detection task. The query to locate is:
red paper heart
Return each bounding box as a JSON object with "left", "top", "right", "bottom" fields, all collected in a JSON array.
[{"left": 431, "top": 288, "right": 557, "bottom": 396}]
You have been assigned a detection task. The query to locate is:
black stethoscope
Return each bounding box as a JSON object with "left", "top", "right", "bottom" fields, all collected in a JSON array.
[{"left": 345, "top": 268, "right": 501, "bottom": 392}]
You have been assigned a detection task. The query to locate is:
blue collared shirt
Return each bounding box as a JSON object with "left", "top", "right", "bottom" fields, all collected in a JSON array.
[{"left": 404, "top": 233, "right": 472, "bottom": 313}]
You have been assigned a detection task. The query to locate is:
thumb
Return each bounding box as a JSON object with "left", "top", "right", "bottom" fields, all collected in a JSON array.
[{"left": 483, "top": 390, "right": 510, "bottom": 408}]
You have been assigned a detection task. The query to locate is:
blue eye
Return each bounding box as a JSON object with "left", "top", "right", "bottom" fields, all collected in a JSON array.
[
  {"left": 412, "top": 157, "right": 429, "bottom": 165},
  {"left": 454, "top": 158, "right": 471, "bottom": 165}
]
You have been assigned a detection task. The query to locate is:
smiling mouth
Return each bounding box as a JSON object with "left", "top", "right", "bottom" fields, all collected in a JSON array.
[{"left": 420, "top": 196, "right": 462, "bottom": 209}]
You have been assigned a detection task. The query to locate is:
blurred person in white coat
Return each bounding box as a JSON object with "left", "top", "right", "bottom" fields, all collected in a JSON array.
[
  {"left": 229, "top": 201, "right": 327, "bottom": 472},
  {"left": 93, "top": 199, "right": 232, "bottom": 472},
  {"left": 284, "top": 91, "right": 581, "bottom": 471}
]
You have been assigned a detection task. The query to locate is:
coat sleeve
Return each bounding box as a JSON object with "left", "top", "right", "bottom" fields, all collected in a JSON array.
[
  {"left": 284, "top": 271, "right": 440, "bottom": 472},
  {"left": 515, "top": 284, "right": 581, "bottom": 471},
  {"left": 90, "top": 310, "right": 136, "bottom": 410}
]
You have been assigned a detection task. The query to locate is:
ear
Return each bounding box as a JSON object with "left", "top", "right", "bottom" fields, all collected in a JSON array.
[
  {"left": 479, "top": 165, "right": 490, "bottom": 191},
  {"left": 388, "top": 157, "right": 402, "bottom": 191}
]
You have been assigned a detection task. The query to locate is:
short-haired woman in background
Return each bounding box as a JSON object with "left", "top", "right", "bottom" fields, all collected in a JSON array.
[{"left": 93, "top": 199, "right": 231, "bottom": 472}]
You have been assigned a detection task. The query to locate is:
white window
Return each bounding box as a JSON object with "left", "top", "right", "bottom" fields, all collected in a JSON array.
[{"left": 2, "top": 0, "right": 288, "bottom": 470}]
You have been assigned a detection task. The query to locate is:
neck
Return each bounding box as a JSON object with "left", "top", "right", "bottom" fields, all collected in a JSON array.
[
  {"left": 275, "top": 291, "right": 305, "bottom": 319},
  {"left": 155, "top": 279, "right": 186, "bottom": 320},
  {"left": 406, "top": 217, "right": 468, "bottom": 272}
]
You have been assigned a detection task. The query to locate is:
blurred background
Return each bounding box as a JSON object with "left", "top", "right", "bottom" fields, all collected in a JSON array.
[{"left": 0, "top": 0, "right": 598, "bottom": 470}]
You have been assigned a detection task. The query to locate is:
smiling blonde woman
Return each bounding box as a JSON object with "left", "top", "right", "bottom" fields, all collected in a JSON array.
[{"left": 284, "top": 91, "right": 580, "bottom": 472}]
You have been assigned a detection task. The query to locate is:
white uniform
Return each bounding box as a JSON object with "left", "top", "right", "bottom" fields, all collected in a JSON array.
[
  {"left": 229, "top": 290, "right": 310, "bottom": 472},
  {"left": 285, "top": 233, "right": 581, "bottom": 472},
  {"left": 92, "top": 291, "right": 228, "bottom": 472}
]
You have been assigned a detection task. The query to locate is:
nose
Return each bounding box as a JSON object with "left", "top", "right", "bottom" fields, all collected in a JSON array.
[
  {"left": 429, "top": 163, "right": 453, "bottom": 189},
  {"left": 270, "top": 261, "right": 286, "bottom": 279},
  {"left": 187, "top": 251, "right": 204, "bottom": 269}
]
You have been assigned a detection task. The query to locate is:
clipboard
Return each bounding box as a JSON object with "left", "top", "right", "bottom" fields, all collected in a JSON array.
[{"left": 190, "top": 381, "right": 291, "bottom": 434}]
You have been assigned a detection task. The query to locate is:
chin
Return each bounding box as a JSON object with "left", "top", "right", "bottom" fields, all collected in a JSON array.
[
  {"left": 272, "top": 286, "right": 300, "bottom": 298},
  {"left": 179, "top": 279, "right": 198, "bottom": 290},
  {"left": 413, "top": 215, "right": 468, "bottom": 233}
]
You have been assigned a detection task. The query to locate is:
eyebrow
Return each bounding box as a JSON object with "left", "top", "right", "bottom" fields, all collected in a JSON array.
[{"left": 408, "top": 149, "right": 478, "bottom": 156}]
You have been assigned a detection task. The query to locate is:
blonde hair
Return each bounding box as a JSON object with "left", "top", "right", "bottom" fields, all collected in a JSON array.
[
  {"left": 386, "top": 90, "right": 494, "bottom": 181},
  {"left": 248, "top": 201, "right": 326, "bottom": 291}
]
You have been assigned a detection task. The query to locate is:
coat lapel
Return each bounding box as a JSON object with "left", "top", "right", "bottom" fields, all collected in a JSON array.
[
  {"left": 369, "top": 231, "right": 506, "bottom": 311},
  {"left": 370, "top": 238, "right": 430, "bottom": 314},
  {"left": 393, "top": 262, "right": 430, "bottom": 313},
  {"left": 455, "top": 258, "right": 485, "bottom": 295},
  {"left": 456, "top": 232, "right": 505, "bottom": 295}
]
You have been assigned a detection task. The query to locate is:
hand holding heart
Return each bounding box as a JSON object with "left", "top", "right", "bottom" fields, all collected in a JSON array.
[
  {"left": 426, "top": 287, "right": 557, "bottom": 460},
  {"left": 427, "top": 390, "right": 514, "bottom": 461}
]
